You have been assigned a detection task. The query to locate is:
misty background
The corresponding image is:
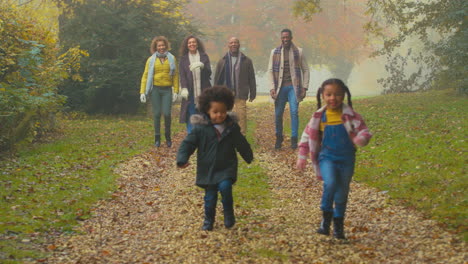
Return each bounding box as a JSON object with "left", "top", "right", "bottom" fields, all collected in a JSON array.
[
  {"left": 1, "top": 0, "right": 465, "bottom": 151},
  {"left": 186, "top": 0, "right": 428, "bottom": 97}
]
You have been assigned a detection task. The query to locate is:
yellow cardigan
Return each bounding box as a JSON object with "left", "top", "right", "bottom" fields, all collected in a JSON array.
[{"left": 140, "top": 57, "right": 179, "bottom": 94}]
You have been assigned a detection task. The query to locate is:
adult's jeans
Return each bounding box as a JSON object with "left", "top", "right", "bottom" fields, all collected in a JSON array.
[
  {"left": 151, "top": 86, "right": 172, "bottom": 138},
  {"left": 274, "top": 85, "right": 299, "bottom": 138},
  {"left": 186, "top": 95, "right": 197, "bottom": 134},
  {"left": 319, "top": 158, "right": 355, "bottom": 218},
  {"left": 204, "top": 179, "right": 234, "bottom": 214}
]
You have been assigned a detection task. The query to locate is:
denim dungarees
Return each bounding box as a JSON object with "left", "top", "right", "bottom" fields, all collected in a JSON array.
[{"left": 318, "top": 110, "right": 356, "bottom": 218}]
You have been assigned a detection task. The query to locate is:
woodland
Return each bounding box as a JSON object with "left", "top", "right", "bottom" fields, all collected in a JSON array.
[
  {"left": 0, "top": 0, "right": 466, "bottom": 262},
  {"left": 1, "top": 0, "right": 466, "bottom": 152}
]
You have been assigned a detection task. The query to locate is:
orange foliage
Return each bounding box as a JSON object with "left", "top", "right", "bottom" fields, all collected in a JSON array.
[{"left": 184, "top": 0, "right": 371, "bottom": 70}]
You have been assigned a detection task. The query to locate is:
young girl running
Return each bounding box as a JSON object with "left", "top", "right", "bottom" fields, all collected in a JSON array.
[
  {"left": 177, "top": 86, "right": 253, "bottom": 231},
  {"left": 296, "top": 78, "right": 372, "bottom": 239}
]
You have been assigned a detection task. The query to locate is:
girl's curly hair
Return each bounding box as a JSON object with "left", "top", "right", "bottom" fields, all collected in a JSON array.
[{"left": 198, "top": 86, "right": 235, "bottom": 114}]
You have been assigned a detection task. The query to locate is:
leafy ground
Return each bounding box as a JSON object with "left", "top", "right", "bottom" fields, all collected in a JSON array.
[
  {"left": 1, "top": 91, "right": 466, "bottom": 263},
  {"left": 45, "top": 92, "right": 465, "bottom": 263}
]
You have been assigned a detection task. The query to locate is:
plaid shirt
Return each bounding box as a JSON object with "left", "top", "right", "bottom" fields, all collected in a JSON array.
[{"left": 297, "top": 104, "right": 372, "bottom": 179}]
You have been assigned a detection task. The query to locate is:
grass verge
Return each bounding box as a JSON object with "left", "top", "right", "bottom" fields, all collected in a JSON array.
[
  {"left": 235, "top": 118, "right": 272, "bottom": 220},
  {"left": 0, "top": 114, "right": 176, "bottom": 261}
]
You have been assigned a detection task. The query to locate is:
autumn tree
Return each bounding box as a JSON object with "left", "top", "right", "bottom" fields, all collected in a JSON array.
[
  {"left": 293, "top": 0, "right": 370, "bottom": 81},
  {"left": 186, "top": 0, "right": 369, "bottom": 82},
  {"left": 0, "top": 0, "right": 85, "bottom": 152},
  {"left": 56, "top": 0, "right": 197, "bottom": 114},
  {"left": 364, "top": 0, "right": 467, "bottom": 94}
]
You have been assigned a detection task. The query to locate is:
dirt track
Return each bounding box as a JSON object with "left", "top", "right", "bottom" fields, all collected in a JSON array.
[{"left": 46, "top": 103, "right": 466, "bottom": 263}]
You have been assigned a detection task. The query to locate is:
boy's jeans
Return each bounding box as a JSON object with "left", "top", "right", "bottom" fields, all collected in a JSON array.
[
  {"left": 204, "top": 179, "right": 233, "bottom": 214},
  {"left": 274, "top": 85, "right": 299, "bottom": 138},
  {"left": 319, "top": 158, "right": 355, "bottom": 218}
]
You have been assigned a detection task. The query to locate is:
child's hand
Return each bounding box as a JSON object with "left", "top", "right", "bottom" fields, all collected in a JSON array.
[
  {"left": 177, "top": 163, "right": 190, "bottom": 168},
  {"left": 296, "top": 159, "right": 307, "bottom": 170},
  {"left": 353, "top": 135, "right": 368, "bottom": 147}
]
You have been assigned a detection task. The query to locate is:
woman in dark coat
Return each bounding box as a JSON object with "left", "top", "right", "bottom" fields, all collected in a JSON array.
[
  {"left": 177, "top": 86, "right": 253, "bottom": 231},
  {"left": 178, "top": 35, "right": 212, "bottom": 133}
]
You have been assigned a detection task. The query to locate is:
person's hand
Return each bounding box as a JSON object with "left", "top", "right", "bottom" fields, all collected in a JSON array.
[
  {"left": 270, "top": 89, "right": 277, "bottom": 99},
  {"left": 180, "top": 88, "right": 189, "bottom": 100},
  {"left": 172, "top": 92, "right": 179, "bottom": 103},
  {"left": 140, "top": 94, "right": 146, "bottom": 103},
  {"left": 177, "top": 162, "right": 190, "bottom": 168},
  {"left": 296, "top": 159, "right": 307, "bottom": 170},
  {"left": 189, "top": 61, "right": 204, "bottom": 71}
]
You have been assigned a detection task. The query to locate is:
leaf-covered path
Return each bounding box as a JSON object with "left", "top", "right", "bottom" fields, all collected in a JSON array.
[{"left": 47, "top": 103, "right": 465, "bottom": 263}]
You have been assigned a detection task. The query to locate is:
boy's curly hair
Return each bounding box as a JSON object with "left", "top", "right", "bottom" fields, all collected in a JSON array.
[{"left": 198, "top": 86, "right": 235, "bottom": 114}]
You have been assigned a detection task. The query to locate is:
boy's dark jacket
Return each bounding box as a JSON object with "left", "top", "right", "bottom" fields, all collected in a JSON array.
[{"left": 176, "top": 113, "right": 253, "bottom": 187}]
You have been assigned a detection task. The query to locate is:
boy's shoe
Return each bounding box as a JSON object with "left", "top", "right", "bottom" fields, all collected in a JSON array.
[
  {"left": 202, "top": 220, "right": 214, "bottom": 231},
  {"left": 224, "top": 210, "right": 235, "bottom": 228},
  {"left": 202, "top": 205, "right": 215, "bottom": 231}
]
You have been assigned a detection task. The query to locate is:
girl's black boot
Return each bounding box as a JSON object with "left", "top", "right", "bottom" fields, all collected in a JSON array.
[
  {"left": 333, "top": 217, "right": 346, "bottom": 239},
  {"left": 317, "top": 211, "right": 333, "bottom": 235}
]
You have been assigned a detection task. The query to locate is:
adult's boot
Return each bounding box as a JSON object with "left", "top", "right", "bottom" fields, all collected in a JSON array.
[
  {"left": 202, "top": 205, "right": 216, "bottom": 231},
  {"left": 291, "top": 136, "right": 298, "bottom": 149},
  {"left": 317, "top": 211, "right": 333, "bottom": 235},
  {"left": 154, "top": 135, "right": 161, "bottom": 147},
  {"left": 333, "top": 217, "right": 346, "bottom": 239},
  {"left": 165, "top": 133, "right": 172, "bottom": 148},
  {"left": 275, "top": 135, "right": 283, "bottom": 149}
]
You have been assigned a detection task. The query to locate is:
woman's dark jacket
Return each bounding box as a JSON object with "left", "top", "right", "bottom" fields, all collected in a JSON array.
[
  {"left": 178, "top": 52, "right": 212, "bottom": 123},
  {"left": 176, "top": 113, "right": 253, "bottom": 187}
]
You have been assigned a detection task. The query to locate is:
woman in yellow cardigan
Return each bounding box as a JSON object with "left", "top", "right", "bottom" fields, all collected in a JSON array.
[{"left": 140, "top": 36, "right": 179, "bottom": 147}]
